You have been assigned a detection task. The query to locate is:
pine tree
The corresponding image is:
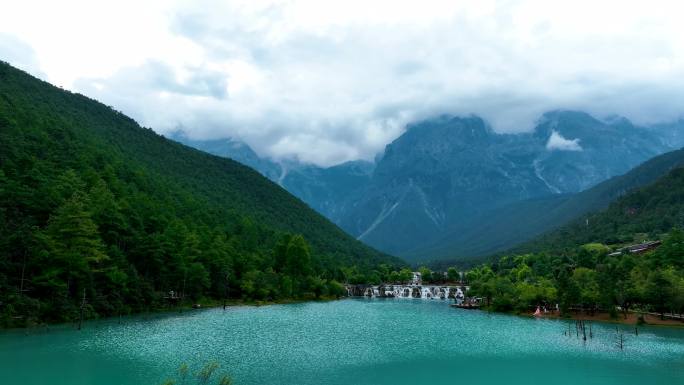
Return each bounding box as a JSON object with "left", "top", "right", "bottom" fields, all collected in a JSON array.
[{"left": 43, "top": 192, "right": 109, "bottom": 298}]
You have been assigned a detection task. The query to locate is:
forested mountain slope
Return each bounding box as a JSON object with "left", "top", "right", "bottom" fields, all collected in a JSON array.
[
  {"left": 171, "top": 133, "right": 376, "bottom": 224},
  {"left": 0, "top": 61, "right": 400, "bottom": 326},
  {"left": 517, "top": 164, "right": 684, "bottom": 254},
  {"left": 414, "top": 147, "right": 684, "bottom": 261},
  {"left": 463, "top": 166, "right": 684, "bottom": 319}
]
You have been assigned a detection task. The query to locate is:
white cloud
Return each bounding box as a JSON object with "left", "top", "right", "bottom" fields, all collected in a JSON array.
[
  {"left": 0, "top": 33, "right": 45, "bottom": 79},
  {"left": 1, "top": 0, "right": 684, "bottom": 165},
  {"left": 546, "top": 131, "right": 582, "bottom": 152}
]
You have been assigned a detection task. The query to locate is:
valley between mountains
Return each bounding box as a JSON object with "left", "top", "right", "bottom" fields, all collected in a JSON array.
[{"left": 174, "top": 112, "right": 684, "bottom": 262}]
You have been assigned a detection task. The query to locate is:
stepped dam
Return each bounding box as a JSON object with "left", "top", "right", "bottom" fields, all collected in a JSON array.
[{"left": 346, "top": 284, "right": 468, "bottom": 301}]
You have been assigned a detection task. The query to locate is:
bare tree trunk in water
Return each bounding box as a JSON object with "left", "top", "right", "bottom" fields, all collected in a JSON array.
[{"left": 78, "top": 289, "right": 86, "bottom": 330}]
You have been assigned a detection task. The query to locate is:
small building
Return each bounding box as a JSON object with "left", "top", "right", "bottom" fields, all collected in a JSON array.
[
  {"left": 609, "top": 240, "right": 662, "bottom": 257},
  {"left": 626, "top": 240, "right": 662, "bottom": 254}
]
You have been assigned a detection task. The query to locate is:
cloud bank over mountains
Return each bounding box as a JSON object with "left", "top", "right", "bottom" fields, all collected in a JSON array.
[{"left": 2, "top": 0, "right": 684, "bottom": 165}]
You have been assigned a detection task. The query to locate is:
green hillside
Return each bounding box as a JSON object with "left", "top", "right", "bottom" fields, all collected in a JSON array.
[
  {"left": 420, "top": 147, "right": 684, "bottom": 263},
  {"left": 463, "top": 167, "right": 684, "bottom": 318},
  {"left": 519, "top": 165, "right": 684, "bottom": 254},
  {"left": 0, "top": 61, "right": 401, "bottom": 327}
]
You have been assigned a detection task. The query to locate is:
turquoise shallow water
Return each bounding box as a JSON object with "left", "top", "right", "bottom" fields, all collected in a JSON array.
[{"left": 1, "top": 298, "right": 683, "bottom": 385}]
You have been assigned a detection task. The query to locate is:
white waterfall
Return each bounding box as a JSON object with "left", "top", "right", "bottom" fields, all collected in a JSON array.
[{"left": 354, "top": 284, "right": 468, "bottom": 300}]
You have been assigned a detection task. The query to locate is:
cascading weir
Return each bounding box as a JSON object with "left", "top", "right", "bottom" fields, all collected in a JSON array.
[{"left": 346, "top": 284, "right": 468, "bottom": 302}]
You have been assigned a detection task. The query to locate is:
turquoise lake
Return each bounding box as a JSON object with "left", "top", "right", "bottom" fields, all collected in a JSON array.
[{"left": 1, "top": 298, "right": 683, "bottom": 385}]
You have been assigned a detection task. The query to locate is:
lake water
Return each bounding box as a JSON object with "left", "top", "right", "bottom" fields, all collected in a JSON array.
[{"left": 1, "top": 298, "right": 683, "bottom": 385}]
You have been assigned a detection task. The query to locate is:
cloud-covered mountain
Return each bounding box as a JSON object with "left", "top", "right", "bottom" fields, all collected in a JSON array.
[
  {"left": 336, "top": 111, "right": 679, "bottom": 257},
  {"left": 528, "top": 111, "right": 670, "bottom": 193},
  {"left": 175, "top": 111, "right": 684, "bottom": 262},
  {"left": 169, "top": 132, "right": 282, "bottom": 181},
  {"left": 170, "top": 133, "right": 374, "bottom": 223}
]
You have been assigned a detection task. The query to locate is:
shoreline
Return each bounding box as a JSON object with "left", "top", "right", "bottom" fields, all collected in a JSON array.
[
  {"left": 8, "top": 297, "right": 684, "bottom": 332},
  {"left": 1, "top": 296, "right": 343, "bottom": 332},
  {"left": 527, "top": 311, "right": 684, "bottom": 328}
]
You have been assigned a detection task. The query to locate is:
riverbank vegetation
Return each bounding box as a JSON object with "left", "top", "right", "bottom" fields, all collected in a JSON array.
[
  {"left": 343, "top": 265, "right": 461, "bottom": 285},
  {"left": 466, "top": 163, "right": 684, "bottom": 322},
  {"left": 466, "top": 229, "right": 684, "bottom": 321},
  {"left": 0, "top": 61, "right": 401, "bottom": 328}
]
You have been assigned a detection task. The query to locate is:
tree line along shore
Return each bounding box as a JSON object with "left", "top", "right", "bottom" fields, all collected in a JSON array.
[{"left": 463, "top": 230, "right": 684, "bottom": 325}]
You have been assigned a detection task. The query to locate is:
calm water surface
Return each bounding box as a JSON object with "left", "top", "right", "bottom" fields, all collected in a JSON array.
[{"left": 1, "top": 298, "right": 683, "bottom": 385}]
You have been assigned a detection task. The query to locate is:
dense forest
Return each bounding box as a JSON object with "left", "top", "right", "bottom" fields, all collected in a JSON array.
[
  {"left": 0, "top": 61, "right": 402, "bottom": 327},
  {"left": 466, "top": 230, "right": 684, "bottom": 318},
  {"left": 465, "top": 167, "right": 684, "bottom": 319}
]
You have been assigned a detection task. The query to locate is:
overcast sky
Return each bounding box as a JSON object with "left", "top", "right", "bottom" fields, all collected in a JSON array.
[{"left": 2, "top": 1, "right": 684, "bottom": 166}]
